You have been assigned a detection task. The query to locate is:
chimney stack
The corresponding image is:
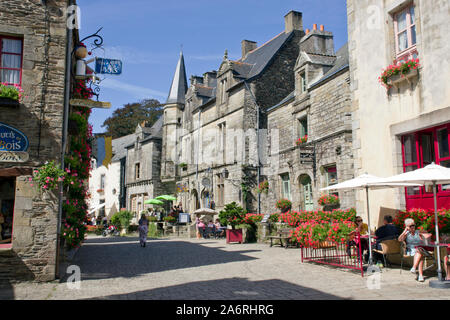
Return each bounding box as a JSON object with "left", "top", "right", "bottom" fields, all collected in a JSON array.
[
  {"left": 305, "top": 29, "right": 310, "bottom": 35},
  {"left": 313, "top": 24, "right": 317, "bottom": 30},
  {"left": 284, "top": 10, "right": 303, "bottom": 33},
  {"left": 241, "top": 40, "right": 257, "bottom": 59},
  {"left": 320, "top": 24, "right": 324, "bottom": 31}
]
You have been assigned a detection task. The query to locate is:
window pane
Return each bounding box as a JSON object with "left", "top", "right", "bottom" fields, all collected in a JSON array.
[
  {"left": 398, "top": 31, "right": 408, "bottom": 51},
  {"left": 410, "top": 6, "right": 415, "bottom": 25},
  {"left": 0, "top": 69, "right": 20, "bottom": 84},
  {"left": 437, "top": 128, "right": 450, "bottom": 159},
  {"left": 300, "top": 118, "right": 307, "bottom": 136},
  {"left": 2, "top": 54, "right": 21, "bottom": 68},
  {"left": 405, "top": 165, "right": 420, "bottom": 195},
  {"left": 403, "top": 134, "right": 417, "bottom": 164},
  {"left": 411, "top": 25, "right": 416, "bottom": 46},
  {"left": 440, "top": 160, "right": 450, "bottom": 191},
  {"left": 421, "top": 134, "right": 435, "bottom": 165},
  {"left": 2, "top": 39, "right": 22, "bottom": 54},
  {"left": 397, "top": 11, "right": 407, "bottom": 30}
]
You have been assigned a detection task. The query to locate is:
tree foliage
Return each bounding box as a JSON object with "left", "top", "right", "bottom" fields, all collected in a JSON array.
[{"left": 101, "top": 99, "right": 163, "bottom": 138}]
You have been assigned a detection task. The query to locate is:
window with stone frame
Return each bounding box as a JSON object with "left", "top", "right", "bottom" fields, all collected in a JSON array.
[
  {"left": 220, "top": 78, "right": 228, "bottom": 104},
  {"left": 216, "top": 174, "right": 225, "bottom": 207},
  {"left": 393, "top": 4, "right": 418, "bottom": 62},
  {"left": 281, "top": 173, "right": 291, "bottom": 200},
  {"left": 135, "top": 163, "right": 140, "bottom": 180},
  {"left": 0, "top": 36, "right": 23, "bottom": 85},
  {"left": 325, "top": 165, "right": 338, "bottom": 197},
  {"left": 299, "top": 71, "right": 307, "bottom": 93},
  {"left": 299, "top": 117, "right": 308, "bottom": 138}
]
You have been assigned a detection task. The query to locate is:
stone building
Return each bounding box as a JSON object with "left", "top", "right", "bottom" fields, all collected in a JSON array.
[
  {"left": 125, "top": 119, "right": 168, "bottom": 223},
  {"left": 0, "top": 0, "right": 72, "bottom": 281},
  {"left": 164, "top": 11, "right": 306, "bottom": 214},
  {"left": 347, "top": 0, "right": 450, "bottom": 226},
  {"left": 261, "top": 27, "right": 355, "bottom": 213}
]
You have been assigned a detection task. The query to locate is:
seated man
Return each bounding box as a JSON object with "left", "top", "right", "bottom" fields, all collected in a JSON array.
[{"left": 375, "top": 215, "right": 400, "bottom": 249}]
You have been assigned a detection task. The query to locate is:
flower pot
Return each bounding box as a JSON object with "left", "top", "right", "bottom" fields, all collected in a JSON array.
[
  {"left": 226, "top": 229, "right": 243, "bottom": 244},
  {"left": 0, "top": 97, "right": 20, "bottom": 108},
  {"left": 280, "top": 206, "right": 291, "bottom": 214},
  {"left": 323, "top": 204, "right": 340, "bottom": 211},
  {"left": 387, "top": 68, "right": 418, "bottom": 86}
]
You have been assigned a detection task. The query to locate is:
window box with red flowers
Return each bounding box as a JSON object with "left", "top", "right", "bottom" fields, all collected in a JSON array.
[
  {"left": 0, "top": 83, "right": 23, "bottom": 107},
  {"left": 379, "top": 58, "right": 420, "bottom": 89},
  {"left": 296, "top": 135, "right": 308, "bottom": 146}
]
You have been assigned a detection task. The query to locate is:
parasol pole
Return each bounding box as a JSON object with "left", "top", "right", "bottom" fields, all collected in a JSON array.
[
  {"left": 432, "top": 181, "right": 443, "bottom": 281},
  {"left": 366, "top": 186, "right": 374, "bottom": 265}
]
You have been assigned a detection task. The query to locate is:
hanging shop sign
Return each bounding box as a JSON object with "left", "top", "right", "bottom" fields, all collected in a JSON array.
[
  {"left": 70, "top": 98, "right": 111, "bottom": 109},
  {"left": 95, "top": 58, "right": 122, "bottom": 75},
  {"left": 0, "top": 122, "right": 29, "bottom": 163}
]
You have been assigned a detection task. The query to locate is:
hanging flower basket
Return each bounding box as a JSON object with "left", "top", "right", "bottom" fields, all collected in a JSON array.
[
  {"left": 257, "top": 181, "right": 269, "bottom": 194},
  {"left": 276, "top": 199, "right": 292, "bottom": 213}
]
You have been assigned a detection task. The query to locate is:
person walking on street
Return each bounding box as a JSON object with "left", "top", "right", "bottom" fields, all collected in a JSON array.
[{"left": 138, "top": 213, "right": 149, "bottom": 247}]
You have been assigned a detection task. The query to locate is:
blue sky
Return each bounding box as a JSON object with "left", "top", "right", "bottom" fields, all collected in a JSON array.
[{"left": 77, "top": 0, "right": 348, "bottom": 133}]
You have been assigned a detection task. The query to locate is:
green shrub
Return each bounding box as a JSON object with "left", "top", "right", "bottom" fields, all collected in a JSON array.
[
  {"left": 111, "top": 210, "right": 133, "bottom": 230},
  {"left": 148, "top": 222, "right": 162, "bottom": 238},
  {"left": 148, "top": 216, "right": 158, "bottom": 222},
  {"left": 163, "top": 216, "right": 177, "bottom": 223}
]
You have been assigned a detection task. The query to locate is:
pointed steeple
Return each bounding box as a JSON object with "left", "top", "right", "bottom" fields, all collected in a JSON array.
[{"left": 166, "top": 51, "right": 188, "bottom": 104}]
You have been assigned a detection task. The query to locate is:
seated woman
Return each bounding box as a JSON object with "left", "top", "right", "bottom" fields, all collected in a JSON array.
[
  {"left": 346, "top": 216, "right": 369, "bottom": 262},
  {"left": 214, "top": 219, "right": 225, "bottom": 238},
  {"left": 398, "top": 218, "right": 426, "bottom": 282}
]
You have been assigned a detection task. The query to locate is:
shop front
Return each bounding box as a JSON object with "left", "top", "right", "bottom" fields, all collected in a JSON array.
[{"left": 402, "top": 123, "right": 450, "bottom": 210}]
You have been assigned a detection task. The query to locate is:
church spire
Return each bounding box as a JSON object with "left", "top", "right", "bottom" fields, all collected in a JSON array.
[{"left": 166, "top": 51, "right": 188, "bottom": 104}]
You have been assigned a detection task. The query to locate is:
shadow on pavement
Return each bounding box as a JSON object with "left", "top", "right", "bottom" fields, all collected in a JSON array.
[
  {"left": 89, "top": 277, "right": 346, "bottom": 300},
  {"left": 0, "top": 250, "right": 36, "bottom": 300},
  {"left": 61, "top": 238, "right": 261, "bottom": 282}
]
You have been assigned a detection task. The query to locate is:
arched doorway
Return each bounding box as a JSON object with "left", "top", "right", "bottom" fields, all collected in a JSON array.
[
  {"left": 191, "top": 189, "right": 200, "bottom": 212},
  {"left": 299, "top": 174, "right": 314, "bottom": 211}
]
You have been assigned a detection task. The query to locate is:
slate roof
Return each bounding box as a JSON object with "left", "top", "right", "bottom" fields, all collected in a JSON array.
[
  {"left": 166, "top": 52, "right": 188, "bottom": 104},
  {"left": 310, "top": 43, "right": 349, "bottom": 87},
  {"left": 267, "top": 90, "right": 295, "bottom": 113},
  {"left": 234, "top": 31, "right": 294, "bottom": 80},
  {"left": 111, "top": 133, "right": 136, "bottom": 162}
]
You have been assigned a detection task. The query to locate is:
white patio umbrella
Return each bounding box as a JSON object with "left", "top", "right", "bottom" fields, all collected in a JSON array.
[
  {"left": 374, "top": 163, "right": 450, "bottom": 283},
  {"left": 321, "top": 173, "right": 421, "bottom": 265}
]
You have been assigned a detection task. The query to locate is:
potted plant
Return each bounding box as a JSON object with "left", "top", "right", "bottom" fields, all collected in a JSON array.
[
  {"left": 276, "top": 199, "right": 292, "bottom": 213},
  {"left": 0, "top": 83, "right": 23, "bottom": 107},
  {"left": 163, "top": 216, "right": 177, "bottom": 225},
  {"left": 111, "top": 210, "right": 133, "bottom": 236},
  {"left": 318, "top": 194, "right": 340, "bottom": 211},
  {"left": 219, "top": 202, "right": 245, "bottom": 244},
  {"left": 179, "top": 162, "right": 188, "bottom": 171}
]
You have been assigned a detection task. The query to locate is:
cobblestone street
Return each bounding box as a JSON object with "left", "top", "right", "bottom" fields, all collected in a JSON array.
[{"left": 1, "top": 235, "right": 450, "bottom": 300}]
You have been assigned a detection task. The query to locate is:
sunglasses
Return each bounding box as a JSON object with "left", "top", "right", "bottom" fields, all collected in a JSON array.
[
  {"left": 410, "top": 225, "right": 416, "bottom": 227},
  {"left": 356, "top": 220, "right": 362, "bottom": 222}
]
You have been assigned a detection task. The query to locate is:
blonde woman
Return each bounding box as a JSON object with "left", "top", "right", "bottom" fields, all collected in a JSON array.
[{"left": 398, "top": 218, "right": 426, "bottom": 282}]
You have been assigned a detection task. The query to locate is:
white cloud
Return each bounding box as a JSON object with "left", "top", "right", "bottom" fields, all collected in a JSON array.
[{"left": 101, "top": 78, "right": 167, "bottom": 100}]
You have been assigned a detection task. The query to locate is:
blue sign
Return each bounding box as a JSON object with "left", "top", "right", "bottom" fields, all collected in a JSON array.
[
  {"left": 95, "top": 58, "right": 122, "bottom": 75},
  {"left": 0, "top": 122, "right": 29, "bottom": 152}
]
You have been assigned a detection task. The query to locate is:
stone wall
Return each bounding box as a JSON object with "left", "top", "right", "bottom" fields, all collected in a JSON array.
[{"left": 0, "top": 0, "right": 68, "bottom": 282}]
